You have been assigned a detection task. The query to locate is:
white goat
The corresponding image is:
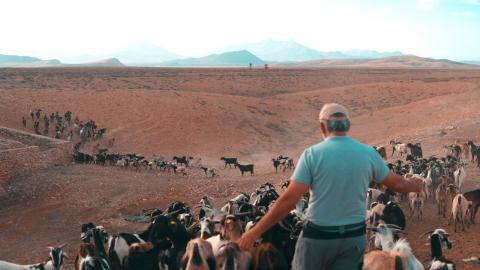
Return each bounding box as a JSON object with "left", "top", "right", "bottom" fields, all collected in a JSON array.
[
  {"left": 454, "top": 163, "right": 466, "bottom": 192},
  {"left": 0, "top": 246, "right": 68, "bottom": 270},
  {"left": 365, "top": 224, "right": 424, "bottom": 270}
]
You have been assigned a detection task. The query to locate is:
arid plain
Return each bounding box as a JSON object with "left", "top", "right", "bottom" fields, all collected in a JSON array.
[{"left": 0, "top": 67, "right": 479, "bottom": 269}]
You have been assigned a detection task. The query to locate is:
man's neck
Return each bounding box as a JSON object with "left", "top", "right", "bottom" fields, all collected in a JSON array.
[{"left": 328, "top": 132, "right": 348, "bottom": 137}]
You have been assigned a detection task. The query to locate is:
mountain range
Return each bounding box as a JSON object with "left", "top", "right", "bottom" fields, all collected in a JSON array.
[
  {"left": 1, "top": 39, "right": 479, "bottom": 68},
  {"left": 0, "top": 55, "right": 124, "bottom": 67},
  {"left": 223, "top": 40, "right": 404, "bottom": 62},
  {"left": 60, "top": 44, "right": 181, "bottom": 65},
  {"left": 276, "top": 55, "right": 477, "bottom": 69},
  {"left": 159, "top": 50, "right": 265, "bottom": 67}
]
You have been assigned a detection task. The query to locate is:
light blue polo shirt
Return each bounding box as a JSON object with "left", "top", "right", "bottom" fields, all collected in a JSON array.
[{"left": 292, "top": 136, "right": 390, "bottom": 226}]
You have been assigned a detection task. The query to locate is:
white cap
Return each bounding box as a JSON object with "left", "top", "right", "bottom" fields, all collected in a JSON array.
[{"left": 319, "top": 103, "right": 349, "bottom": 121}]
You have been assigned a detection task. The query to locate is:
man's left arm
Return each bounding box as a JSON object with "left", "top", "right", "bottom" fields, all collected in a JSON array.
[{"left": 237, "top": 181, "right": 309, "bottom": 251}]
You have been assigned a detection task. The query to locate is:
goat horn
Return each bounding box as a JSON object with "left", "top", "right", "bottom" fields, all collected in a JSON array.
[
  {"left": 187, "top": 221, "right": 200, "bottom": 230},
  {"left": 234, "top": 211, "right": 252, "bottom": 216},
  {"left": 421, "top": 230, "right": 434, "bottom": 237},
  {"left": 58, "top": 243, "right": 68, "bottom": 249},
  {"left": 385, "top": 224, "right": 402, "bottom": 230},
  {"left": 166, "top": 208, "right": 185, "bottom": 216}
]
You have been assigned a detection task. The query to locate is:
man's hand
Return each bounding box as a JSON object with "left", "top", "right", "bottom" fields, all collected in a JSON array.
[
  {"left": 406, "top": 176, "right": 424, "bottom": 193},
  {"left": 382, "top": 171, "right": 424, "bottom": 193},
  {"left": 236, "top": 181, "right": 309, "bottom": 251},
  {"left": 237, "top": 229, "right": 260, "bottom": 251}
]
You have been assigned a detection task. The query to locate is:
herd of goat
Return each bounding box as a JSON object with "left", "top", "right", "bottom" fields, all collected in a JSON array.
[
  {"left": 3, "top": 125, "right": 480, "bottom": 269},
  {"left": 22, "top": 109, "right": 107, "bottom": 142},
  {"left": 73, "top": 142, "right": 295, "bottom": 177}
]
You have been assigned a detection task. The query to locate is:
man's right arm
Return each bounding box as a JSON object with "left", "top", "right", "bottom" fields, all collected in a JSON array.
[{"left": 381, "top": 171, "right": 423, "bottom": 193}]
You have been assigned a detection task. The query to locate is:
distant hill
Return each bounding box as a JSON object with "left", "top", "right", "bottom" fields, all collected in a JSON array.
[
  {"left": 107, "top": 44, "right": 182, "bottom": 65},
  {"left": 60, "top": 44, "right": 182, "bottom": 65},
  {"left": 461, "top": 60, "right": 480, "bottom": 65},
  {"left": 0, "top": 55, "right": 125, "bottom": 68},
  {"left": 160, "top": 50, "right": 266, "bottom": 67},
  {"left": 276, "top": 55, "right": 479, "bottom": 69},
  {"left": 342, "top": 50, "right": 404, "bottom": 59},
  {"left": 0, "top": 54, "right": 42, "bottom": 65},
  {"left": 20, "top": 59, "right": 63, "bottom": 67},
  {"left": 224, "top": 40, "right": 405, "bottom": 62},
  {"left": 75, "top": 58, "right": 124, "bottom": 67},
  {"left": 225, "top": 39, "right": 346, "bottom": 62}
]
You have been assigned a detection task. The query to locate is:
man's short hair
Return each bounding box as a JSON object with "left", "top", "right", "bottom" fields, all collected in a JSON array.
[{"left": 324, "top": 112, "right": 350, "bottom": 132}]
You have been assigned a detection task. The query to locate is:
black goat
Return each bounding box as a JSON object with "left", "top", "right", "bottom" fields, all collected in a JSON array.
[
  {"left": 173, "top": 156, "right": 193, "bottom": 167},
  {"left": 236, "top": 163, "right": 254, "bottom": 176},
  {"left": 426, "top": 229, "right": 455, "bottom": 270},
  {"left": 220, "top": 157, "right": 238, "bottom": 168}
]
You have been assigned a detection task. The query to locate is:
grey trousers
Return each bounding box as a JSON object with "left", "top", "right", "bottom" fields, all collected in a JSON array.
[{"left": 292, "top": 233, "right": 366, "bottom": 270}]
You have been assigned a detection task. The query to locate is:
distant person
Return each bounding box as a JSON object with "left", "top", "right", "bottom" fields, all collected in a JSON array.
[
  {"left": 238, "top": 103, "right": 423, "bottom": 270},
  {"left": 22, "top": 116, "right": 27, "bottom": 128},
  {"left": 249, "top": 63, "right": 253, "bottom": 69},
  {"left": 264, "top": 63, "right": 268, "bottom": 70}
]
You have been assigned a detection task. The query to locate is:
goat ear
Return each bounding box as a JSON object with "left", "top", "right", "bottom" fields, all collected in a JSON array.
[{"left": 62, "top": 252, "right": 69, "bottom": 259}]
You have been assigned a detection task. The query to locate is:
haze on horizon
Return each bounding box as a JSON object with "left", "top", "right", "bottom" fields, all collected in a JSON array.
[{"left": 0, "top": 0, "right": 479, "bottom": 61}]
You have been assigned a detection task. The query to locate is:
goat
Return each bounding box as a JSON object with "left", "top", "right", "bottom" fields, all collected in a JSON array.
[
  {"left": 199, "top": 217, "right": 218, "bottom": 240},
  {"left": 173, "top": 156, "right": 193, "bottom": 167},
  {"left": 220, "top": 157, "right": 237, "bottom": 168},
  {"left": 453, "top": 163, "right": 466, "bottom": 192},
  {"left": 390, "top": 140, "right": 408, "bottom": 158},
  {"left": 408, "top": 191, "right": 426, "bottom": 220},
  {"left": 424, "top": 229, "right": 454, "bottom": 270},
  {"left": 367, "top": 202, "right": 406, "bottom": 230},
  {"left": 207, "top": 215, "right": 243, "bottom": 256},
  {"left": 463, "top": 256, "right": 480, "bottom": 265},
  {"left": 235, "top": 163, "right": 254, "bottom": 176},
  {"left": 467, "top": 140, "right": 478, "bottom": 163},
  {"left": 406, "top": 143, "right": 423, "bottom": 159},
  {"left": 198, "top": 196, "right": 221, "bottom": 220},
  {"left": 252, "top": 243, "right": 288, "bottom": 270},
  {"left": 271, "top": 159, "right": 281, "bottom": 173},
  {"left": 463, "top": 188, "right": 480, "bottom": 224},
  {"left": 77, "top": 227, "right": 111, "bottom": 270},
  {"left": 449, "top": 193, "right": 472, "bottom": 232},
  {"left": 123, "top": 241, "right": 172, "bottom": 270},
  {"left": 0, "top": 245, "right": 68, "bottom": 270},
  {"left": 108, "top": 214, "right": 190, "bottom": 270},
  {"left": 215, "top": 242, "right": 252, "bottom": 270},
  {"left": 200, "top": 166, "right": 217, "bottom": 177},
  {"left": 374, "top": 146, "right": 387, "bottom": 160},
  {"left": 435, "top": 178, "right": 448, "bottom": 218},
  {"left": 366, "top": 188, "right": 383, "bottom": 209},
  {"left": 364, "top": 224, "right": 423, "bottom": 270},
  {"left": 180, "top": 238, "right": 216, "bottom": 270},
  {"left": 363, "top": 250, "right": 406, "bottom": 270}
]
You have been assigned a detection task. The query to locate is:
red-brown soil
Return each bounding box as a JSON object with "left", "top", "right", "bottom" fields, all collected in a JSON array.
[{"left": 0, "top": 67, "right": 479, "bottom": 269}]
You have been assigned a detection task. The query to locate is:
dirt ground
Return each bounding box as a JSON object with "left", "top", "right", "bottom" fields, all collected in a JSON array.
[{"left": 0, "top": 67, "right": 479, "bottom": 269}]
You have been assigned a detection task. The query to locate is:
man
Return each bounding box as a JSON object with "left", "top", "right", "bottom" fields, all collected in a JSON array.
[{"left": 238, "top": 103, "right": 423, "bottom": 270}]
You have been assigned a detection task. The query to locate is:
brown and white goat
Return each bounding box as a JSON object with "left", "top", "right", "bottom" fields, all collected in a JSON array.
[
  {"left": 435, "top": 177, "right": 448, "bottom": 218},
  {"left": 216, "top": 242, "right": 252, "bottom": 270},
  {"left": 180, "top": 238, "right": 216, "bottom": 270},
  {"left": 449, "top": 194, "right": 473, "bottom": 232},
  {"left": 408, "top": 191, "right": 426, "bottom": 220},
  {"left": 207, "top": 215, "right": 243, "bottom": 256}
]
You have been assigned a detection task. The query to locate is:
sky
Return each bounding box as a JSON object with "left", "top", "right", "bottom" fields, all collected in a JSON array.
[{"left": 0, "top": 0, "right": 479, "bottom": 60}]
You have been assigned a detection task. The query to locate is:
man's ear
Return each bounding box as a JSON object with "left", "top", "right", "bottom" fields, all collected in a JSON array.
[{"left": 319, "top": 122, "right": 328, "bottom": 136}]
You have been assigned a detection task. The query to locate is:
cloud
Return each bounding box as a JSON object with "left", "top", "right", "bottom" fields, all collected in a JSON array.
[
  {"left": 417, "top": 0, "right": 440, "bottom": 10},
  {"left": 452, "top": 11, "right": 476, "bottom": 16}
]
